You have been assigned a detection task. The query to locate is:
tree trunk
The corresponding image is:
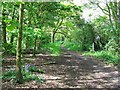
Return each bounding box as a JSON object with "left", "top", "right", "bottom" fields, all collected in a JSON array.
[
  {"left": 51, "top": 32, "right": 55, "bottom": 43},
  {"left": 33, "top": 35, "right": 37, "bottom": 56},
  {"left": 25, "top": 36, "right": 30, "bottom": 51},
  {"left": 2, "top": 15, "right": 7, "bottom": 44},
  {"left": 2, "top": 8, "right": 7, "bottom": 52},
  {"left": 92, "top": 42, "right": 95, "bottom": 52},
  {"left": 118, "top": 1, "right": 120, "bottom": 54},
  {"left": 10, "top": 5, "right": 15, "bottom": 45},
  {"left": 37, "top": 38, "right": 41, "bottom": 50},
  {"left": 51, "top": 31, "right": 55, "bottom": 43},
  {"left": 16, "top": 3, "right": 24, "bottom": 83},
  {"left": 106, "top": 2, "right": 115, "bottom": 33},
  {"left": 51, "top": 17, "right": 63, "bottom": 43},
  {"left": 10, "top": 33, "right": 14, "bottom": 44}
]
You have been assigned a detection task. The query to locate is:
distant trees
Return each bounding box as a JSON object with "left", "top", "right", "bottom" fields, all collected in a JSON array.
[{"left": 88, "top": 0, "right": 120, "bottom": 53}]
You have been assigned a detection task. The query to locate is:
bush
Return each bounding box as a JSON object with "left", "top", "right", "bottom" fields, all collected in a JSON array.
[
  {"left": 105, "top": 38, "right": 119, "bottom": 54},
  {"left": 43, "top": 42, "right": 61, "bottom": 55},
  {"left": 2, "top": 43, "right": 16, "bottom": 55},
  {"left": 63, "top": 41, "right": 82, "bottom": 51}
]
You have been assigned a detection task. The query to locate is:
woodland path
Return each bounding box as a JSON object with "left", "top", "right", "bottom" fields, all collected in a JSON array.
[{"left": 2, "top": 49, "right": 119, "bottom": 89}]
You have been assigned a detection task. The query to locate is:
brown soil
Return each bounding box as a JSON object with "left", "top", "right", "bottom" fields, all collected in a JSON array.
[{"left": 2, "top": 49, "right": 119, "bottom": 89}]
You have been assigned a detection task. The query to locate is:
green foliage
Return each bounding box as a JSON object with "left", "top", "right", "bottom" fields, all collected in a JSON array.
[
  {"left": 43, "top": 42, "right": 61, "bottom": 55},
  {"left": 2, "top": 43, "right": 16, "bottom": 55},
  {"left": 105, "top": 38, "right": 119, "bottom": 54},
  {"left": 1, "top": 70, "right": 16, "bottom": 80},
  {"left": 1, "top": 64, "right": 45, "bottom": 83},
  {"left": 63, "top": 41, "right": 82, "bottom": 51},
  {"left": 83, "top": 51, "right": 119, "bottom": 66},
  {"left": 2, "top": 2, "right": 83, "bottom": 55},
  {"left": 27, "top": 65, "right": 44, "bottom": 73},
  {"left": 23, "top": 64, "right": 45, "bottom": 83},
  {"left": 7, "top": 44, "right": 16, "bottom": 55},
  {"left": 70, "top": 17, "right": 95, "bottom": 51}
]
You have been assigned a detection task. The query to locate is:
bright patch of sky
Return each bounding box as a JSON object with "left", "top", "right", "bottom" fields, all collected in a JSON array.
[{"left": 73, "top": 0, "right": 107, "bottom": 21}]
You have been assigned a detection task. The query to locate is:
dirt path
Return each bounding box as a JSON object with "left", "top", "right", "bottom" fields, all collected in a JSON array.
[{"left": 2, "top": 50, "right": 119, "bottom": 89}]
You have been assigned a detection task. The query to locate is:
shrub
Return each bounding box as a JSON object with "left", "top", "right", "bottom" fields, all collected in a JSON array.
[
  {"left": 43, "top": 42, "right": 61, "bottom": 55},
  {"left": 63, "top": 41, "right": 82, "bottom": 51}
]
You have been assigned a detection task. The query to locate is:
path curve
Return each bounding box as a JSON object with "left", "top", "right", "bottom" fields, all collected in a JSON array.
[
  {"left": 34, "top": 50, "right": 119, "bottom": 88},
  {"left": 2, "top": 49, "right": 119, "bottom": 89}
]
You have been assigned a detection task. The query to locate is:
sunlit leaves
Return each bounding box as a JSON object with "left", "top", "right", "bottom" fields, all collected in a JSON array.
[
  {"left": 34, "top": 28, "right": 42, "bottom": 37},
  {"left": 7, "top": 21, "right": 19, "bottom": 31}
]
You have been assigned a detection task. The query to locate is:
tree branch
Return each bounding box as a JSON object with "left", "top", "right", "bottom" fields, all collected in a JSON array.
[
  {"left": 106, "top": 2, "right": 115, "bottom": 31},
  {"left": 53, "top": 17, "right": 63, "bottom": 34},
  {"left": 96, "top": 3, "right": 109, "bottom": 15},
  {"left": 56, "top": 31, "right": 71, "bottom": 39},
  {"left": 89, "top": 1, "right": 109, "bottom": 15}
]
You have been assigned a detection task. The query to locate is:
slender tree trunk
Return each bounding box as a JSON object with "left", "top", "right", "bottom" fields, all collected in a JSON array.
[
  {"left": 10, "top": 5, "right": 15, "bottom": 45},
  {"left": 37, "top": 38, "right": 41, "bottom": 50},
  {"left": 51, "top": 31, "right": 53, "bottom": 43},
  {"left": 33, "top": 35, "right": 37, "bottom": 56},
  {"left": 92, "top": 42, "right": 95, "bottom": 52},
  {"left": 25, "top": 36, "right": 30, "bottom": 51},
  {"left": 16, "top": 3, "right": 24, "bottom": 83},
  {"left": 51, "top": 17, "right": 63, "bottom": 43},
  {"left": 118, "top": 1, "right": 120, "bottom": 54},
  {"left": 2, "top": 8, "right": 7, "bottom": 52},
  {"left": 2, "top": 15, "right": 7, "bottom": 44},
  {"left": 51, "top": 32, "right": 55, "bottom": 43},
  {"left": 10, "top": 34, "right": 14, "bottom": 44},
  {"left": 106, "top": 3, "right": 115, "bottom": 33}
]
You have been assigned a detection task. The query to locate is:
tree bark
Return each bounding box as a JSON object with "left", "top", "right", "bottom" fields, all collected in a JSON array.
[
  {"left": 10, "top": 5, "right": 15, "bottom": 45},
  {"left": 51, "top": 32, "right": 55, "bottom": 43},
  {"left": 37, "top": 38, "right": 41, "bottom": 50},
  {"left": 106, "top": 2, "right": 115, "bottom": 32},
  {"left": 118, "top": 1, "right": 120, "bottom": 54},
  {"left": 2, "top": 14, "right": 7, "bottom": 44},
  {"left": 16, "top": 3, "right": 24, "bottom": 83},
  {"left": 33, "top": 35, "right": 37, "bottom": 56},
  {"left": 2, "top": 8, "right": 7, "bottom": 52},
  {"left": 51, "top": 17, "right": 63, "bottom": 43},
  {"left": 25, "top": 36, "right": 30, "bottom": 51},
  {"left": 10, "top": 34, "right": 14, "bottom": 44}
]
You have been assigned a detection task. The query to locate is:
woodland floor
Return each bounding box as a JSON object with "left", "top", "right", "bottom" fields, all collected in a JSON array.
[{"left": 2, "top": 49, "right": 119, "bottom": 89}]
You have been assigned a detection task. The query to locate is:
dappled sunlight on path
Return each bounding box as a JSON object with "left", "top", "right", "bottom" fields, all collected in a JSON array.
[{"left": 2, "top": 50, "right": 119, "bottom": 89}]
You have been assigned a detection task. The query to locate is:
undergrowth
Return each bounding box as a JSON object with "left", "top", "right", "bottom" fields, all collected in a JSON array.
[
  {"left": 83, "top": 51, "right": 119, "bottom": 66},
  {"left": 63, "top": 42, "right": 82, "bottom": 51},
  {"left": 43, "top": 42, "right": 61, "bottom": 56},
  {"left": 1, "top": 64, "right": 45, "bottom": 83}
]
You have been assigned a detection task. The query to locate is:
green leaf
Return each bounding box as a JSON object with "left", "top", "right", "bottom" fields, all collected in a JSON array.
[
  {"left": 4, "top": 19, "right": 12, "bottom": 23},
  {"left": 7, "top": 25, "right": 15, "bottom": 31}
]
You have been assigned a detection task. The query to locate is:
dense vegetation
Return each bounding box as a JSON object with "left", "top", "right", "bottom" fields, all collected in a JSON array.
[{"left": 1, "top": 1, "right": 120, "bottom": 85}]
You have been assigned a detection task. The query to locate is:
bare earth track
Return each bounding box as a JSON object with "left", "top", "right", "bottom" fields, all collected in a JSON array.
[{"left": 2, "top": 49, "right": 119, "bottom": 89}]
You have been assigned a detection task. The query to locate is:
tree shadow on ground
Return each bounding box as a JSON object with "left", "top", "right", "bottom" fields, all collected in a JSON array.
[{"left": 2, "top": 51, "right": 119, "bottom": 89}]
